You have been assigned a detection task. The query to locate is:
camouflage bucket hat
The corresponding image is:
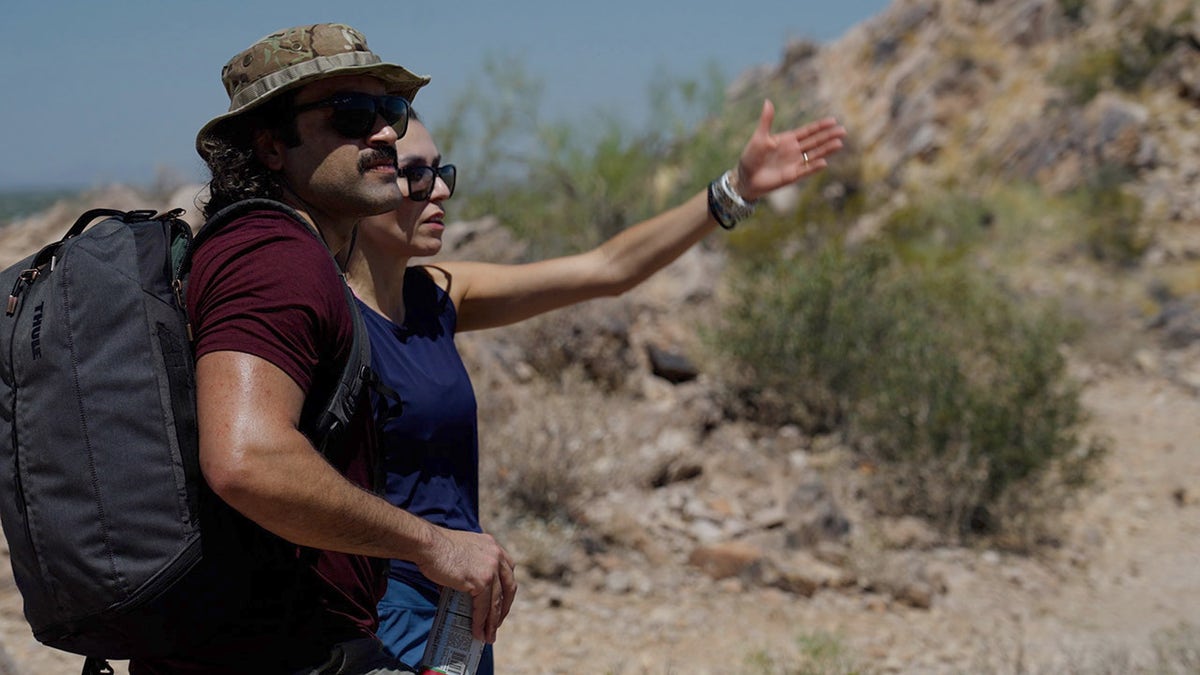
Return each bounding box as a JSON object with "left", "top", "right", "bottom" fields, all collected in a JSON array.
[{"left": 195, "top": 23, "right": 430, "bottom": 159}]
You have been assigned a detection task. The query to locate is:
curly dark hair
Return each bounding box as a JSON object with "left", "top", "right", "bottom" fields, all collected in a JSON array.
[{"left": 199, "top": 91, "right": 300, "bottom": 218}]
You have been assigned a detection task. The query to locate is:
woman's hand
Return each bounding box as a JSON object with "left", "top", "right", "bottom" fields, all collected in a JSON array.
[{"left": 733, "top": 99, "right": 847, "bottom": 202}]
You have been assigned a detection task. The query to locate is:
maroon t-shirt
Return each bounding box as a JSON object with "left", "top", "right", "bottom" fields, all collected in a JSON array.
[{"left": 131, "top": 210, "right": 384, "bottom": 673}]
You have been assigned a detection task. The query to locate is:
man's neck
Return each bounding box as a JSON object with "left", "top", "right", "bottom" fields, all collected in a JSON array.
[{"left": 278, "top": 197, "right": 355, "bottom": 254}]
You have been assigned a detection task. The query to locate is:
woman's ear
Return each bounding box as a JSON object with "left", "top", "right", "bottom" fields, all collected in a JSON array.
[{"left": 253, "top": 128, "right": 287, "bottom": 171}]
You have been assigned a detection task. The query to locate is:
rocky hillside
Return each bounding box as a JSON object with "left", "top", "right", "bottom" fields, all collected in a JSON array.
[
  {"left": 1, "top": 0, "right": 1199, "bottom": 673},
  {"left": 813, "top": 0, "right": 1199, "bottom": 218}
]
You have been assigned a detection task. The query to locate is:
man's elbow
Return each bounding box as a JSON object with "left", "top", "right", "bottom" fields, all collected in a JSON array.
[{"left": 199, "top": 445, "right": 267, "bottom": 508}]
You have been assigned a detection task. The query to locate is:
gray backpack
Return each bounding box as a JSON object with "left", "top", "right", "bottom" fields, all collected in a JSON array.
[{"left": 0, "top": 199, "right": 373, "bottom": 666}]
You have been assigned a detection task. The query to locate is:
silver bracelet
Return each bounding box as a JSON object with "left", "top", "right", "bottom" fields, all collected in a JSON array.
[
  {"left": 720, "top": 170, "right": 757, "bottom": 209},
  {"left": 707, "top": 170, "right": 757, "bottom": 230}
]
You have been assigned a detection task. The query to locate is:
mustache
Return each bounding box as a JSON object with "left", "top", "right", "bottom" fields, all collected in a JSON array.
[{"left": 358, "top": 145, "right": 398, "bottom": 173}]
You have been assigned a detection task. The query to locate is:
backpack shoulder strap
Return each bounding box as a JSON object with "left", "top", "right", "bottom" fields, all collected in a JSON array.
[
  {"left": 310, "top": 275, "right": 373, "bottom": 455},
  {"left": 180, "top": 198, "right": 372, "bottom": 455},
  {"left": 177, "top": 198, "right": 304, "bottom": 276}
]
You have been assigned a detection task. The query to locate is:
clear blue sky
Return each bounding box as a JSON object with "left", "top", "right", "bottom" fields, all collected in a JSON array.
[{"left": 0, "top": 1, "right": 890, "bottom": 190}]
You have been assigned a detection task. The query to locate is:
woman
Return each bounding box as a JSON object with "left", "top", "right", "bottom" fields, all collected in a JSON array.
[{"left": 346, "top": 102, "right": 846, "bottom": 671}]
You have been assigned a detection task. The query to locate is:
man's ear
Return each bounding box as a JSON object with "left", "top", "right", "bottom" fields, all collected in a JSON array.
[{"left": 253, "top": 128, "right": 287, "bottom": 171}]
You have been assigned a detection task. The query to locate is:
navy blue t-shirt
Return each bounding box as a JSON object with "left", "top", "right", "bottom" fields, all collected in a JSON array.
[{"left": 359, "top": 266, "right": 482, "bottom": 594}]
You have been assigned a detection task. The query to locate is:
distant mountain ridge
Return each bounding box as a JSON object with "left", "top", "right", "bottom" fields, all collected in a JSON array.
[{"left": 0, "top": 188, "right": 82, "bottom": 226}]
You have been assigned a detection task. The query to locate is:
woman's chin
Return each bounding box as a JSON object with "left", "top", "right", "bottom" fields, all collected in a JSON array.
[{"left": 413, "top": 237, "right": 444, "bottom": 258}]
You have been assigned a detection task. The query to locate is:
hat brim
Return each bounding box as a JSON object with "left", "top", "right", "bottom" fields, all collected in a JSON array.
[{"left": 195, "top": 61, "right": 430, "bottom": 160}]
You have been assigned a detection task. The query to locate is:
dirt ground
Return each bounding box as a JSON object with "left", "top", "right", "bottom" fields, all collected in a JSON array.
[
  {"left": 0, "top": 360, "right": 1196, "bottom": 674},
  {"left": 488, "top": 366, "right": 1200, "bottom": 674}
]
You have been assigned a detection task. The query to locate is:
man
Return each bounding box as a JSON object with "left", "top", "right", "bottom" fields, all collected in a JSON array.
[{"left": 131, "top": 24, "right": 516, "bottom": 674}]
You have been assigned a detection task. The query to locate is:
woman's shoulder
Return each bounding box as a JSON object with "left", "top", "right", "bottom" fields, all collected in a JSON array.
[
  {"left": 409, "top": 263, "right": 452, "bottom": 290},
  {"left": 393, "top": 265, "right": 456, "bottom": 337},
  {"left": 404, "top": 264, "right": 454, "bottom": 317}
]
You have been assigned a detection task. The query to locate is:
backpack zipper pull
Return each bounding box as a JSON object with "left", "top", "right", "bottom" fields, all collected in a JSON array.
[
  {"left": 172, "top": 279, "right": 194, "bottom": 341},
  {"left": 6, "top": 269, "right": 40, "bottom": 316}
]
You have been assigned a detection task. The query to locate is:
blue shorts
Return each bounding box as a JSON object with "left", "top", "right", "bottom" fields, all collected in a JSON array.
[{"left": 376, "top": 578, "right": 495, "bottom": 675}]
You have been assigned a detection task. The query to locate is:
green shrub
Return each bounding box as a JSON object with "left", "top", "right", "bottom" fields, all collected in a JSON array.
[
  {"left": 479, "top": 376, "right": 600, "bottom": 527},
  {"left": 792, "top": 632, "right": 872, "bottom": 675},
  {"left": 1058, "top": 0, "right": 1087, "bottom": 23},
  {"left": 714, "top": 247, "right": 884, "bottom": 433},
  {"left": 1050, "top": 19, "right": 1182, "bottom": 104},
  {"left": 714, "top": 194, "right": 1104, "bottom": 540},
  {"left": 725, "top": 151, "right": 868, "bottom": 261},
  {"left": 1070, "top": 164, "right": 1148, "bottom": 267},
  {"left": 878, "top": 193, "right": 993, "bottom": 266},
  {"left": 435, "top": 55, "right": 733, "bottom": 259},
  {"left": 1050, "top": 47, "right": 1123, "bottom": 104},
  {"left": 743, "top": 631, "right": 874, "bottom": 675},
  {"left": 846, "top": 261, "right": 1103, "bottom": 538}
]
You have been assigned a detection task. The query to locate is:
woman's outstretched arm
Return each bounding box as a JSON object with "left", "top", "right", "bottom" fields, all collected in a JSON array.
[{"left": 446, "top": 100, "right": 846, "bottom": 332}]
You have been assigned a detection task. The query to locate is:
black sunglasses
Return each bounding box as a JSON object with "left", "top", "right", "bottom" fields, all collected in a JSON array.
[
  {"left": 399, "top": 164, "right": 456, "bottom": 202},
  {"left": 291, "top": 92, "right": 410, "bottom": 139}
]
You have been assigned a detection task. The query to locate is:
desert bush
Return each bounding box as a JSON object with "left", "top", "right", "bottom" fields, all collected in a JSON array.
[
  {"left": 1069, "top": 164, "right": 1148, "bottom": 267},
  {"left": 473, "top": 362, "right": 654, "bottom": 569},
  {"left": 744, "top": 631, "right": 874, "bottom": 675},
  {"left": 478, "top": 378, "right": 598, "bottom": 526},
  {"left": 434, "top": 56, "right": 734, "bottom": 260},
  {"left": 713, "top": 247, "right": 879, "bottom": 433},
  {"left": 473, "top": 376, "right": 596, "bottom": 581},
  {"left": 713, "top": 191, "right": 1104, "bottom": 541},
  {"left": 434, "top": 52, "right": 840, "bottom": 263},
  {"left": 725, "top": 150, "right": 869, "bottom": 262},
  {"left": 852, "top": 264, "right": 1103, "bottom": 537},
  {"left": 1050, "top": 12, "right": 1185, "bottom": 104},
  {"left": 1057, "top": 0, "right": 1087, "bottom": 23},
  {"left": 1051, "top": 47, "right": 1125, "bottom": 104}
]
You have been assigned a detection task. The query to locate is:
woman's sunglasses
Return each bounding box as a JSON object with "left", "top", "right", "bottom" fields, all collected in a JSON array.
[
  {"left": 291, "top": 92, "right": 411, "bottom": 139},
  {"left": 400, "top": 164, "right": 457, "bottom": 202}
]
